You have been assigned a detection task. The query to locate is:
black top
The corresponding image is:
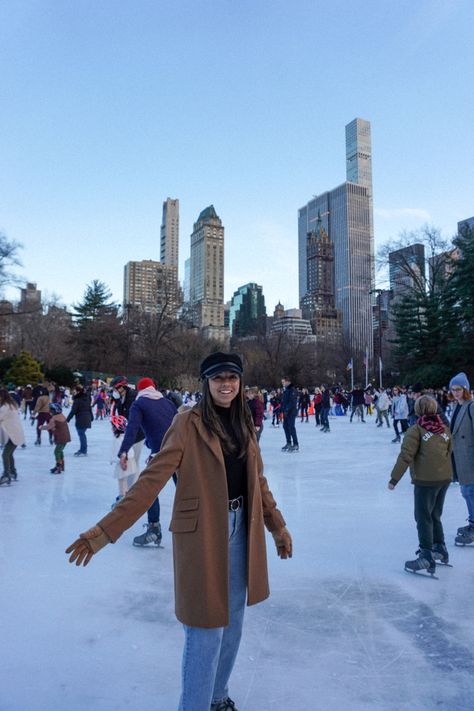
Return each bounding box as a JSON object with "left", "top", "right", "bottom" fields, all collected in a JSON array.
[
  {"left": 450, "top": 403, "right": 461, "bottom": 432},
  {"left": 215, "top": 405, "right": 247, "bottom": 501}
]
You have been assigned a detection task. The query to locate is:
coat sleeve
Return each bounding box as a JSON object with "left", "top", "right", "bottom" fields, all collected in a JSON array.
[
  {"left": 389, "top": 426, "right": 421, "bottom": 484},
  {"left": 255, "top": 446, "right": 286, "bottom": 532},
  {"left": 118, "top": 400, "right": 143, "bottom": 456},
  {"left": 97, "top": 415, "right": 186, "bottom": 542}
]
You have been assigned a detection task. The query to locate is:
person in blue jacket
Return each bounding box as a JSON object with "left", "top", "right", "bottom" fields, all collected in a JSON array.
[
  {"left": 280, "top": 376, "right": 299, "bottom": 452},
  {"left": 118, "top": 377, "right": 177, "bottom": 546}
]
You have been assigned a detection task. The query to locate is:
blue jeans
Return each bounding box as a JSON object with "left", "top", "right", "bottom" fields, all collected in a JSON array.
[
  {"left": 178, "top": 506, "right": 247, "bottom": 711},
  {"left": 460, "top": 484, "right": 474, "bottom": 522},
  {"left": 76, "top": 427, "right": 88, "bottom": 454},
  {"left": 320, "top": 407, "right": 330, "bottom": 429}
]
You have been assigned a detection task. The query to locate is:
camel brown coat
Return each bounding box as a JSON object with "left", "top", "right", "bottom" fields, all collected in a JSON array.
[{"left": 97, "top": 407, "right": 286, "bottom": 628}]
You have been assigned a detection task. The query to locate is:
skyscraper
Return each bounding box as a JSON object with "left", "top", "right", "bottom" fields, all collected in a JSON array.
[
  {"left": 298, "top": 119, "right": 374, "bottom": 357},
  {"left": 229, "top": 283, "right": 266, "bottom": 338},
  {"left": 160, "top": 198, "right": 179, "bottom": 268},
  {"left": 388, "top": 244, "right": 425, "bottom": 296},
  {"left": 123, "top": 260, "right": 180, "bottom": 317},
  {"left": 189, "top": 205, "right": 226, "bottom": 338}
]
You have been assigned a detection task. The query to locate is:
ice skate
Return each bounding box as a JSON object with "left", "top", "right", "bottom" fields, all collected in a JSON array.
[
  {"left": 133, "top": 522, "right": 162, "bottom": 547},
  {"left": 404, "top": 548, "right": 438, "bottom": 578},
  {"left": 456, "top": 520, "right": 474, "bottom": 536},
  {"left": 288, "top": 444, "right": 299, "bottom": 452},
  {"left": 391, "top": 436, "right": 400, "bottom": 443},
  {"left": 455, "top": 528, "right": 474, "bottom": 546},
  {"left": 211, "top": 697, "right": 239, "bottom": 711},
  {"left": 0, "top": 473, "right": 11, "bottom": 486},
  {"left": 432, "top": 543, "right": 452, "bottom": 566},
  {"left": 281, "top": 444, "right": 290, "bottom": 451}
]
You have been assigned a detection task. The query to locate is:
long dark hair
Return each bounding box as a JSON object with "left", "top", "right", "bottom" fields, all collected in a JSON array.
[
  {"left": 0, "top": 389, "right": 18, "bottom": 409},
  {"left": 198, "top": 377, "right": 255, "bottom": 458}
]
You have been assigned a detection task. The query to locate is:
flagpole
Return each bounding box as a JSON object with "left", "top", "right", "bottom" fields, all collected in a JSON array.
[
  {"left": 365, "top": 347, "right": 368, "bottom": 388},
  {"left": 379, "top": 357, "right": 383, "bottom": 388},
  {"left": 351, "top": 360, "right": 354, "bottom": 390}
]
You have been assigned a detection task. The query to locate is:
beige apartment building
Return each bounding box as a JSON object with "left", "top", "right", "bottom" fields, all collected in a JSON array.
[{"left": 123, "top": 260, "right": 180, "bottom": 317}]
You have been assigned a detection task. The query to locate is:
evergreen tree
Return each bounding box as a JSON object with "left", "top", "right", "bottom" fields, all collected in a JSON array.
[
  {"left": 5, "top": 350, "right": 43, "bottom": 386},
  {"left": 379, "top": 226, "right": 459, "bottom": 385},
  {"left": 72, "top": 280, "right": 116, "bottom": 323},
  {"left": 448, "top": 224, "right": 474, "bottom": 377}
]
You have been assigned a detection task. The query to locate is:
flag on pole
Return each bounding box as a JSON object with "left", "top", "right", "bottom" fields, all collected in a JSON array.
[{"left": 346, "top": 358, "right": 353, "bottom": 371}]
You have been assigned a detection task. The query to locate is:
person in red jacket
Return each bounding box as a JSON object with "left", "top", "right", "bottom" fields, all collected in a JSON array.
[{"left": 247, "top": 386, "right": 265, "bottom": 442}]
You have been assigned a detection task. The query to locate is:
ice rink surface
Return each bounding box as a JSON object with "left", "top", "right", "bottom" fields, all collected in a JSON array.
[{"left": 1, "top": 410, "right": 473, "bottom": 711}]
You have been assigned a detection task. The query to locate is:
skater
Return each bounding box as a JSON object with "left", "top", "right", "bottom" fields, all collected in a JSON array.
[
  {"left": 110, "top": 414, "right": 138, "bottom": 507},
  {"left": 66, "top": 351, "right": 292, "bottom": 711},
  {"left": 31, "top": 387, "right": 53, "bottom": 445},
  {"left": 388, "top": 395, "right": 453, "bottom": 575},
  {"left": 320, "top": 385, "right": 331, "bottom": 432},
  {"left": 66, "top": 384, "right": 93, "bottom": 456},
  {"left": 269, "top": 391, "right": 281, "bottom": 426},
  {"left": 448, "top": 372, "right": 474, "bottom": 546},
  {"left": 375, "top": 387, "right": 390, "bottom": 428},
  {"left": 349, "top": 385, "right": 365, "bottom": 423},
  {"left": 0, "top": 389, "right": 25, "bottom": 485},
  {"left": 42, "top": 403, "right": 71, "bottom": 474},
  {"left": 281, "top": 376, "right": 299, "bottom": 451},
  {"left": 313, "top": 388, "right": 322, "bottom": 426},
  {"left": 117, "top": 377, "right": 177, "bottom": 547},
  {"left": 21, "top": 384, "right": 34, "bottom": 420},
  {"left": 299, "top": 388, "right": 310, "bottom": 422},
  {"left": 391, "top": 386, "right": 409, "bottom": 442},
  {"left": 247, "top": 386, "right": 264, "bottom": 443},
  {"left": 110, "top": 375, "right": 145, "bottom": 469}
]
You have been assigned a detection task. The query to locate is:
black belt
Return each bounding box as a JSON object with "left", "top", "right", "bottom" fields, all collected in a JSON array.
[{"left": 228, "top": 496, "right": 244, "bottom": 511}]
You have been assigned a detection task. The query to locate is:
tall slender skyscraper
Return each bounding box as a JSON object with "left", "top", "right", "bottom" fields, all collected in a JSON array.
[
  {"left": 298, "top": 118, "right": 374, "bottom": 358},
  {"left": 189, "top": 205, "right": 226, "bottom": 338},
  {"left": 160, "top": 198, "right": 179, "bottom": 268}
]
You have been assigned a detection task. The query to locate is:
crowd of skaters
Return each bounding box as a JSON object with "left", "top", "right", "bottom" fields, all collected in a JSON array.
[{"left": 1, "top": 356, "right": 474, "bottom": 709}]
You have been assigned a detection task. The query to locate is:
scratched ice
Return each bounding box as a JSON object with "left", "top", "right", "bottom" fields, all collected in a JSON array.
[{"left": 1, "top": 411, "right": 473, "bottom": 711}]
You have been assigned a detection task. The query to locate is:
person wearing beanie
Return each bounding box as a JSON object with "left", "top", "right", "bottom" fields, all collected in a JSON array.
[
  {"left": 66, "top": 352, "right": 292, "bottom": 711},
  {"left": 448, "top": 372, "right": 474, "bottom": 545},
  {"left": 110, "top": 374, "right": 145, "bottom": 471},
  {"left": 388, "top": 395, "right": 453, "bottom": 575},
  {"left": 116, "top": 376, "right": 177, "bottom": 546}
]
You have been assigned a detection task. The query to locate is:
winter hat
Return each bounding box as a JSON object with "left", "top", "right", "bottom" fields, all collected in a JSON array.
[
  {"left": 49, "top": 402, "right": 62, "bottom": 415},
  {"left": 199, "top": 352, "right": 243, "bottom": 379},
  {"left": 449, "top": 372, "right": 470, "bottom": 391},
  {"left": 137, "top": 377, "right": 156, "bottom": 391},
  {"left": 111, "top": 375, "right": 128, "bottom": 389}
]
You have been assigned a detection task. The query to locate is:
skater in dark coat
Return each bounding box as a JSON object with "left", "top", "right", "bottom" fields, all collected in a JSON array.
[
  {"left": 448, "top": 372, "right": 474, "bottom": 546},
  {"left": 388, "top": 395, "right": 452, "bottom": 575},
  {"left": 281, "top": 377, "right": 299, "bottom": 451},
  {"left": 66, "top": 385, "right": 93, "bottom": 456}
]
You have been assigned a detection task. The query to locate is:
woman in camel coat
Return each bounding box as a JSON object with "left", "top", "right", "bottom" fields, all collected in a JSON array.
[{"left": 66, "top": 352, "right": 292, "bottom": 711}]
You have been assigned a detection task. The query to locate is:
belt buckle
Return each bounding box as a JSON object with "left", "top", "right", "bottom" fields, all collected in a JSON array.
[{"left": 229, "top": 497, "right": 241, "bottom": 511}]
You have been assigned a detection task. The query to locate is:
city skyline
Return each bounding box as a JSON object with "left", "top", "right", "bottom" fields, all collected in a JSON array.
[{"left": 1, "top": 1, "right": 473, "bottom": 311}]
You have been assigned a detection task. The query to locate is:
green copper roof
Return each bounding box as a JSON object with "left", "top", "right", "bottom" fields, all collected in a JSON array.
[{"left": 198, "top": 205, "right": 218, "bottom": 221}]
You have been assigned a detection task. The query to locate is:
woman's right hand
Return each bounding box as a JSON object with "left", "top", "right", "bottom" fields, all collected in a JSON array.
[{"left": 65, "top": 526, "right": 110, "bottom": 566}]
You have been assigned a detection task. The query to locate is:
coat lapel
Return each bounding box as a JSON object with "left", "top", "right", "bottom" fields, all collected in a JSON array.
[{"left": 192, "top": 412, "right": 226, "bottom": 468}]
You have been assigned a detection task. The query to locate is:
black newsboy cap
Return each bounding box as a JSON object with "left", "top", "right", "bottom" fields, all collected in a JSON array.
[{"left": 200, "top": 352, "right": 243, "bottom": 379}]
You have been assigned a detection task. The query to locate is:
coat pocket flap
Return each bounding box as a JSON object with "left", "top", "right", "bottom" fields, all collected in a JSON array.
[
  {"left": 176, "top": 497, "right": 199, "bottom": 512},
  {"left": 169, "top": 517, "right": 198, "bottom": 533}
]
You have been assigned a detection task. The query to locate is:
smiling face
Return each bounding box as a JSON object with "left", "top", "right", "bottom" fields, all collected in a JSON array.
[{"left": 208, "top": 371, "right": 241, "bottom": 408}]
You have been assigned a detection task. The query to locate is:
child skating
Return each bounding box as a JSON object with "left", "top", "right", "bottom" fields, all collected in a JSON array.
[
  {"left": 110, "top": 415, "right": 138, "bottom": 509},
  {"left": 388, "top": 395, "right": 453, "bottom": 578},
  {"left": 42, "top": 403, "right": 71, "bottom": 474}
]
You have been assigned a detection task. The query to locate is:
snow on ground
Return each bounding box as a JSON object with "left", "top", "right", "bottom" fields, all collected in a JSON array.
[{"left": 1, "top": 410, "right": 473, "bottom": 711}]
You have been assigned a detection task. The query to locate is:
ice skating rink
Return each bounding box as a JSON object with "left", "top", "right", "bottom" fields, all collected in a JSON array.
[{"left": 1, "top": 412, "right": 473, "bottom": 711}]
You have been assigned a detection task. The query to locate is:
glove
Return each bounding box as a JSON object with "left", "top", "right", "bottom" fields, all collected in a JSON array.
[
  {"left": 272, "top": 526, "right": 293, "bottom": 559},
  {"left": 65, "top": 526, "right": 111, "bottom": 567}
]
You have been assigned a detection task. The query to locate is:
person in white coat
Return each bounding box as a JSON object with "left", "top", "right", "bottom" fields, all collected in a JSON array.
[{"left": 0, "top": 389, "right": 26, "bottom": 486}]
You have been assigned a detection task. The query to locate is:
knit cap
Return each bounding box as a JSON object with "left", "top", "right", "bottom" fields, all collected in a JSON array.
[
  {"left": 137, "top": 377, "right": 156, "bottom": 391},
  {"left": 449, "top": 372, "right": 470, "bottom": 391}
]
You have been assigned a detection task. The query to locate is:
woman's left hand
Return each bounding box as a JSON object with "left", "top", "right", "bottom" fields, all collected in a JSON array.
[{"left": 272, "top": 526, "right": 293, "bottom": 559}]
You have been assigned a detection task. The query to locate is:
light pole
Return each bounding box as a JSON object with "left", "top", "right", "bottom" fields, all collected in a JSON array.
[{"left": 370, "top": 288, "right": 383, "bottom": 388}]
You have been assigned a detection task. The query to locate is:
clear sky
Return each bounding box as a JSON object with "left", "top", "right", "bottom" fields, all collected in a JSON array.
[{"left": 1, "top": 0, "right": 473, "bottom": 312}]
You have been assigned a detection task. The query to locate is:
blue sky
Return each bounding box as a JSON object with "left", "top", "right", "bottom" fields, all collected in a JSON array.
[{"left": 1, "top": 0, "right": 473, "bottom": 311}]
